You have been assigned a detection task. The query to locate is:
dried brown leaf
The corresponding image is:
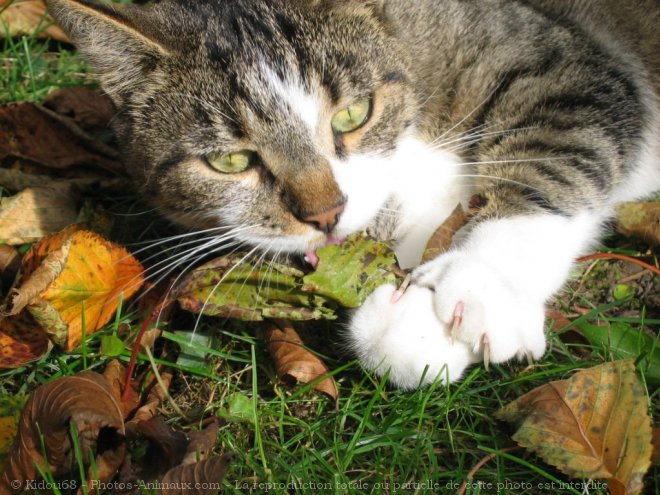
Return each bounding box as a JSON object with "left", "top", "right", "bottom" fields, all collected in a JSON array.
[
  {"left": 616, "top": 201, "right": 660, "bottom": 245},
  {"left": 125, "top": 371, "right": 173, "bottom": 434},
  {"left": 496, "top": 361, "right": 652, "bottom": 495},
  {"left": 42, "top": 87, "right": 115, "bottom": 131},
  {"left": 421, "top": 203, "right": 469, "bottom": 262},
  {"left": 182, "top": 421, "right": 220, "bottom": 466},
  {"left": 0, "top": 312, "right": 52, "bottom": 368},
  {"left": 0, "top": 0, "right": 70, "bottom": 42},
  {"left": 0, "top": 372, "right": 125, "bottom": 494},
  {"left": 136, "top": 415, "right": 187, "bottom": 474},
  {"left": 102, "top": 359, "right": 140, "bottom": 420},
  {"left": 0, "top": 103, "right": 121, "bottom": 174},
  {"left": 160, "top": 453, "right": 234, "bottom": 495},
  {"left": 0, "top": 185, "right": 78, "bottom": 245},
  {"left": 265, "top": 321, "right": 338, "bottom": 402}
]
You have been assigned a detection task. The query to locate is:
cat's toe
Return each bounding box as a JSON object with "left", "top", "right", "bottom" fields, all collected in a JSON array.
[
  {"left": 348, "top": 284, "right": 476, "bottom": 389},
  {"left": 414, "top": 254, "right": 547, "bottom": 365}
]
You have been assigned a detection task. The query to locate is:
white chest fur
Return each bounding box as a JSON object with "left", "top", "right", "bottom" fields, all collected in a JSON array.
[{"left": 328, "top": 134, "right": 467, "bottom": 268}]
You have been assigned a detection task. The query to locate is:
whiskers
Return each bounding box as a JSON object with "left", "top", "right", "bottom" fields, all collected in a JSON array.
[
  {"left": 189, "top": 239, "right": 278, "bottom": 337},
  {"left": 120, "top": 224, "right": 293, "bottom": 341},
  {"left": 427, "top": 123, "right": 538, "bottom": 155},
  {"left": 117, "top": 224, "right": 258, "bottom": 317}
]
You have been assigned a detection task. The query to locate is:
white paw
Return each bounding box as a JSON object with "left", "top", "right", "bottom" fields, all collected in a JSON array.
[
  {"left": 347, "top": 284, "right": 477, "bottom": 389},
  {"left": 412, "top": 251, "right": 547, "bottom": 364}
]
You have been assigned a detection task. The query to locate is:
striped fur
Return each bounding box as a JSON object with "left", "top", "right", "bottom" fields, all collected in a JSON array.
[{"left": 47, "top": 0, "right": 660, "bottom": 386}]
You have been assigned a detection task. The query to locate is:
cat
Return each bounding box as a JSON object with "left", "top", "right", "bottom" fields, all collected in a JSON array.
[{"left": 46, "top": 0, "right": 660, "bottom": 389}]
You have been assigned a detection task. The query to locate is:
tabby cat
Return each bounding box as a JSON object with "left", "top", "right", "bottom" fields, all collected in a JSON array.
[{"left": 46, "top": 0, "right": 660, "bottom": 388}]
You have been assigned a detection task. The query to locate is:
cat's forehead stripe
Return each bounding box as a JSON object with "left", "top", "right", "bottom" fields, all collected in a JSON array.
[{"left": 261, "top": 64, "right": 320, "bottom": 134}]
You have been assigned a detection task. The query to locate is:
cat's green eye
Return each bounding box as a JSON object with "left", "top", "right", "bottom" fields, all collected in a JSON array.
[
  {"left": 207, "top": 150, "right": 256, "bottom": 174},
  {"left": 331, "top": 97, "right": 372, "bottom": 134}
]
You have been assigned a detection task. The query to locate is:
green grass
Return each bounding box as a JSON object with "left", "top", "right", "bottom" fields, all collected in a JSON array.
[
  {"left": 1, "top": 13, "right": 92, "bottom": 103},
  {"left": 1, "top": 19, "right": 659, "bottom": 495}
]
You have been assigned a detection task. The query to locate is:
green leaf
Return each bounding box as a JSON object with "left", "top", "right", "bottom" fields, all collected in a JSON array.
[
  {"left": 217, "top": 392, "right": 254, "bottom": 423},
  {"left": 99, "top": 335, "right": 124, "bottom": 357},
  {"left": 177, "top": 253, "right": 336, "bottom": 321},
  {"left": 612, "top": 284, "right": 634, "bottom": 301},
  {"left": 174, "top": 331, "right": 211, "bottom": 372},
  {"left": 177, "top": 233, "right": 404, "bottom": 320},
  {"left": 575, "top": 320, "right": 660, "bottom": 385},
  {"left": 302, "top": 233, "right": 403, "bottom": 308}
]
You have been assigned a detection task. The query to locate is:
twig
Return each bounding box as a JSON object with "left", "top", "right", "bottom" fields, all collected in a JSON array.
[
  {"left": 122, "top": 291, "right": 174, "bottom": 400},
  {"left": 122, "top": 313, "right": 155, "bottom": 401},
  {"left": 576, "top": 252, "right": 660, "bottom": 277},
  {"left": 618, "top": 269, "right": 648, "bottom": 284},
  {"left": 457, "top": 447, "right": 519, "bottom": 495},
  {"left": 143, "top": 346, "right": 189, "bottom": 420},
  {"left": 35, "top": 103, "right": 120, "bottom": 159}
]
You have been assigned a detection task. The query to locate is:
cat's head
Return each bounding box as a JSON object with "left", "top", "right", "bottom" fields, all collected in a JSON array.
[{"left": 47, "top": 0, "right": 425, "bottom": 254}]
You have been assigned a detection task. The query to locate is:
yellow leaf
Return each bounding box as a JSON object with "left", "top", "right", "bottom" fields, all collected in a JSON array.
[
  {"left": 496, "top": 361, "right": 653, "bottom": 495},
  {"left": 0, "top": 0, "right": 70, "bottom": 42},
  {"left": 616, "top": 201, "right": 660, "bottom": 245},
  {"left": 8, "top": 228, "right": 144, "bottom": 351},
  {"left": 0, "top": 395, "right": 26, "bottom": 468}
]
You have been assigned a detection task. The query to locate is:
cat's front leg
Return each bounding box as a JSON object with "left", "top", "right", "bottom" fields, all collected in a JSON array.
[
  {"left": 413, "top": 212, "right": 602, "bottom": 366},
  {"left": 348, "top": 283, "right": 478, "bottom": 389},
  {"left": 349, "top": 211, "right": 603, "bottom": 388}
]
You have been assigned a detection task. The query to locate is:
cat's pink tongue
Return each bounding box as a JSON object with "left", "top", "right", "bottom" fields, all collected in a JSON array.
[
  {"left": 304, "top": 250, "right": 319, "bottom": 268},
  {"left": 304, "top": 235, "right": 346, "bottom": 268}
]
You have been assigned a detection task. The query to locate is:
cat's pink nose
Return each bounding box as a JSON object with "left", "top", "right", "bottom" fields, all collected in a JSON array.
[{"left": 303, "top": 202, "right": 345, "bottom": 233}]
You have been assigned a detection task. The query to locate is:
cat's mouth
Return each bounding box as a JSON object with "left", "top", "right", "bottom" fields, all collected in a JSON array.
[{"left": 304, "top": 234, "right": 345, "bottom": 267}]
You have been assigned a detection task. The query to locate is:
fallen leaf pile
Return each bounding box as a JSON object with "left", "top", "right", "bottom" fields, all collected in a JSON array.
[
  {"left": 0, "top": 82, "right": 143, "bottom": 369},
  {"left": 0, "top": 362, "right": 233, "bottom": 495},
  {"left": 1, "top": 85, "right": 122, "bottom": 244},
  {"left": 496, "top": 360, "right": 653, "bottom": 495},
  {"left": 0, "top": 101, "right": 120, "bottom": 174}
]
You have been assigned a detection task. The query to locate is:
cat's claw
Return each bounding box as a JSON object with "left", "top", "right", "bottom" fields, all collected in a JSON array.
[
  {"left": 412, "top": 250, "right": 547, "bottom": 367},
  {"left": 450, "top": 301, "right": 464, "bottom": 344},
  {"left": 482, "top": 334, "right": 491, "bottom": 371},
  {"left": 391, "top": 273, "right": 412, "bottom": 303}
]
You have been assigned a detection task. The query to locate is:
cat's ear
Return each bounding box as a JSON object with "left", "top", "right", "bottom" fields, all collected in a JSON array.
[{"left": 45, "top": 0, "right": 170, "bottom": 101}]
